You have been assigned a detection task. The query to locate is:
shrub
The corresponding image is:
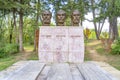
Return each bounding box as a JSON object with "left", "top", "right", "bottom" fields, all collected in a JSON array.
[
  {"left": 0, "top": 47, "right": 6, "bottom": 58},
  {"left": 84, "top": 28, "right": 91, "bottom": 40},
  {"left": 0, "top": 43, "right": 19, "bottom": 58},
  {"left": 111, "top": 37, "right": 120, "bottom": 55}
]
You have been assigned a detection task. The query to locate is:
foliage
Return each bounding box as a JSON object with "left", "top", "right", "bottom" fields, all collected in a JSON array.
[
  {"left": 0, "top": 0, "right": 120, "bottom": 53},
  {"left": 24, "top": 44, "right": 34, "bottom": 51},
  {"left": 0, "top": 43, "right": 19, "bottom": 58},
  {"left": 100, "top": 31, "right": 109, "bottom": 39},
  {"left": 111, "top": 37, "right": 120, "bottom": 55},
  {"left": 84, "top": 28, "right": 91, "bottom": 39}
]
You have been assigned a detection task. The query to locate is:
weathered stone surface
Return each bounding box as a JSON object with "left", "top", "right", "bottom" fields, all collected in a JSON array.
[
  {"left": 54, "top": 52, "right": 68, "bottom": 62},
  {"left": 0, "top": 61, "right": 28, "bottom": 80},
  {"left": 77, "top": 62, "right": 118, "bottom": 80},
  {"left": 38, "top": 27, "right": 84, "bottom": 63},
  {"left": 2, "top": 61, "right": 45, "bottom": 80},
  {"left": 53, "top": 28, "right": 68, "bottom": 52},
  {"left": 39, "top": 52, "right": 53, "bottom": 62},
  {"left": 1, "top": 61, "right": 119, "bottom": 80},
  {"left": 45, "top": 63, "right": 73, "bottom": 80},
  {"left": 69, "top": 27, "right": 84, "bottom": 52},
  {"left": 70, "top": 64, "right": 84, "bottom": 80},
  {"left": 36, "top": 65, "right": 51, "bottom": 80},
  {"left": 39, "top": 27, "right": 53, "bottom": 52},
  {"left": 69, "top": 52, "right": 84, "bottom": 63}
]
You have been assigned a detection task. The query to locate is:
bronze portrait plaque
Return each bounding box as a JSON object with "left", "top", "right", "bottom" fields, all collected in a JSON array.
[
  {"left": 71, "top": 10, "right": 80, "bottom": 26},
  {"left": 56, "top": 10, "right": 66, "bottom": 26},
  {"left": 42, "top": 10, "right": 52, "bottom": 26}
]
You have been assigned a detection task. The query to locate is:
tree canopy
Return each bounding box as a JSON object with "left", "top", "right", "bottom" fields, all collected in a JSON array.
[{"left": 0, "top": 0, "right": 120, "bottom": 52}]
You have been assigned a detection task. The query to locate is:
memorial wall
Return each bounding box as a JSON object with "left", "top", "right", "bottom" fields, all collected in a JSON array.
[
  {"left": 38, "top": 27, "right": 84, "bottom": 63},
  {"left": 38, "top": 9, "right": 84, "bottom": 63}
]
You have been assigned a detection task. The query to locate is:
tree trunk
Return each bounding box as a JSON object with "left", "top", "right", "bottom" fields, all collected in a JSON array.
[
  {"left": 13, "top": 8, "right": 19, "bottom": 45},
  {"left": 109, "top": 0, "right": 119, "bottom": 39},
  {"left": 109, "top": 16, "right": 119, "bottom": 40},
  {"left": 113, "top": 16, "right": 119, "bottom": 39},
  {"left": 19, "top": 8, "right": 23, "bottom": 52},
  {"left": 33, "top": 0, "right": 40, "bottom": 52},
  {"left": 9, "top": 19, "right": 14, "bottom": 43},
  {"left": 91, "top": 0, "right": 100, "bottom": 40}
]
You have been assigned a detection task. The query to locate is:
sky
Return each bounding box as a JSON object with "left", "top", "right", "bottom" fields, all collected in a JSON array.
[
  {"left": 82, "top": 12, "right": 109, "bottom": 32},
  {"left": 83, "top": 12, "right": 120, "bottom": 32}
]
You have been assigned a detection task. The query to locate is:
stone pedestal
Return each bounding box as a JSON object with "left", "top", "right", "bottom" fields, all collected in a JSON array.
[{"left": 38, "top": 27, "right": 84, "bottom": 63}]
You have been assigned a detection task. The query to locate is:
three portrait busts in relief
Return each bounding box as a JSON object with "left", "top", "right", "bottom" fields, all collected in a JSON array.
[{"left": 42, "top": 10, "right": 80, "bottom": 26}]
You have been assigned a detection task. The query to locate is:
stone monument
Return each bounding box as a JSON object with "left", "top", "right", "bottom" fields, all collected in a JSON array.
[
  {"left": 38, "top": 10, "right": 84, "bottom": 63},
  {"left": 56, "top": 10, "right": 66, "bottom": 26},
  {"left": 35, "top": 10, "right": 51, "bottom": 50},
  {"left": 42, "top": 10, "right": 52, "bottom": 26},
  {"left": 71, "top": 10, "right": 80, "bottom": 26}
]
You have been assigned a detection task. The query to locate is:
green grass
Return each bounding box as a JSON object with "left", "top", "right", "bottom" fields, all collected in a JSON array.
[
  {"left": 96, "top": 48, "right": 108, "bottom": 55},
  {"left": 107, "top": 54, "right": 120, "bottom": 70},
  {"left": 84, "top": 49, "right": 92, "bottom": 61},
  {"left": 0, "top": 45, "right": 35, "bottom": 71},
  {"left": 94, "top": 40, "right": 120, "bottom": 70},
  {"left": 118, "top": 28, "right": 120, "bottom": 35},
  {"left": 27, "top": 52, "right": 38, "bottom": 60},
  {"left": 96, "top": 47, "right": 120, "bottom": 70},
  {"left": 0, "top": 56, "right": 16, "bottom": 71},
  {"left": 24, "top": 45, "right": 34, "bottom": 51}
]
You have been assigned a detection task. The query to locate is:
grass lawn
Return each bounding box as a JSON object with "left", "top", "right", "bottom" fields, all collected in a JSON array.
[
  {"left": 24, "top": 45, "right": 34, "bottom": 51},
  {"left": 0, "top": 56, "right": 16, "bottom": 71},
  {"left": 0, "top": 45, "right": 38, "bottom": 71}
]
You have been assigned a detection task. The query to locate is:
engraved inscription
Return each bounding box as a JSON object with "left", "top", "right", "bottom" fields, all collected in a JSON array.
[{"left": 38, "top": 27, "right": 84, "bottom": 63}]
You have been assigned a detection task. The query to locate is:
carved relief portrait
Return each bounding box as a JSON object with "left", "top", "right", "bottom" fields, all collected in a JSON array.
[
  {"left": 71, "top": 10, "right": 80, "bottom": 26},
  {"left": 56, "top": 10, "right": 66, "bottom": 26},
  {"left": 42, "top": 10, "right": 52, "bottom": 26}
]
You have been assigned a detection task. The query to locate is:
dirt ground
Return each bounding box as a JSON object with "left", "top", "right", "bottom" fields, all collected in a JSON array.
[
  {"left": 14, "top": 49, "right": 36, "bottom": 61},
  {"left": 86, "top": 40, "right": 107, "bottom": 61},
  {"left": 85, "top": 40, "right": 120, "bottom": 70}
]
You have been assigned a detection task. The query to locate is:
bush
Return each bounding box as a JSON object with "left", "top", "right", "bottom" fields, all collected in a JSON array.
[
  {"left": 0, "top": 43, "right": 19, "bottom": 58},
  {"left": 111, "top": 37, "right": 120, "bottom": 55},
  {"left": 0, "top": 47, "right": 6, "bottom": 58}
]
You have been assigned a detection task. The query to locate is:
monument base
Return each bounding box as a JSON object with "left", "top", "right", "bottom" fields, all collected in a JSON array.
[{"left": 38, "top": 27, "right": 84, "bottom": 63}]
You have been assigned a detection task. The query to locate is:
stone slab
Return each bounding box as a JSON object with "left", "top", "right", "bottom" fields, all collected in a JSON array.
[
  {"left": 70, "top": 64, "right": 84, "bottom": 80},
  {"left": 38, "top": 27, "right": 84, "bottom": 63},
  {"left": 2, "top": 61, "right": 45, "bottom": 80},
  {"left": 53, "top": 51, "right": 68, "bottom": 62},
  {"left": 36, "top": 65, "right": 51, "bottom": 80},
  {"left": 45, "top": 63, "right": 73, "bottom": 80},
  {"left": 39, "top": 52, "right": 53, "bottom": 63},
  {"left": 77, "top": 62, "right": 118, "bottom": 80},
  {"left": 69, "top": 52, "right": 84, "bottom": 63},
  {"left": 92, "top": 61, "right": 120, "bottom": 79},
  {"left": 1, "top": 61, "right": 120, "bottom": 80},
  {"left": 0, "top": 61, "right": 28, "bottom": 80}
]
